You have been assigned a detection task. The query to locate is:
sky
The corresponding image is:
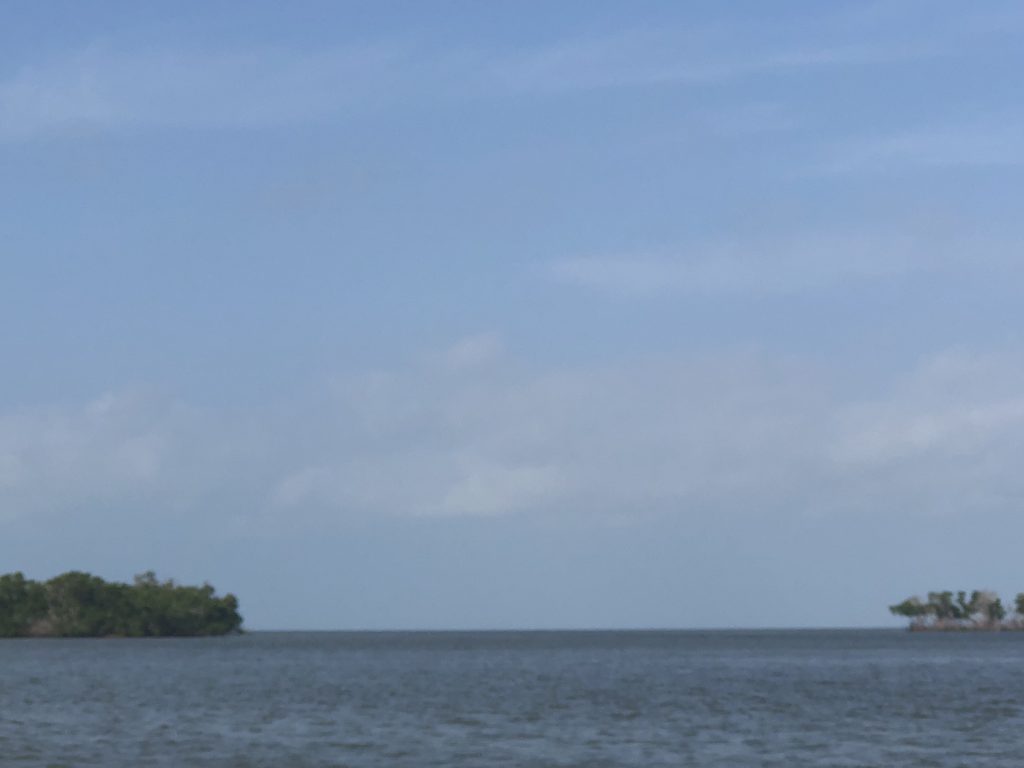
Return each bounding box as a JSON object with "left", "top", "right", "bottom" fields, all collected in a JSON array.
[{"left": 3, "top": 1, "right": 1024, "bottom": 629}]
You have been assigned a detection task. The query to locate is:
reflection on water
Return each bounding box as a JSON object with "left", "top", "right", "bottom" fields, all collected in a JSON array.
[{"left": 1, "top": 630, "right": 1022, "bottom": 766}]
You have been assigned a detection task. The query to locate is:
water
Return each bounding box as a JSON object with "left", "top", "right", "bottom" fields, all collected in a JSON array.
[{"left": 1, "top": 629, "right": 1022, "bottom": 766}]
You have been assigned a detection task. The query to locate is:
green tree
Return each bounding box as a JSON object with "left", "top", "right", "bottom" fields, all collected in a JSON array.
[
  {"left": 926, "top": 591, "right": 957, "bottom": 622},
  {"left": 891, "top": 589, "right": 1017, "bottom": 631},
  {"left": 889, "top": 597, "right": 928, "bottom": 621},
  {"left": 956, "top": 591, "right": 972, "bottom": 621},
  {"left": 988, "top": 598, "right": 1007, "bottom": 625},
  {"left": 0, "top": 572, "right": 47, "bottom": 637},
  {"left": 0, "top": 571, "right": 243, "bottom": 637}
]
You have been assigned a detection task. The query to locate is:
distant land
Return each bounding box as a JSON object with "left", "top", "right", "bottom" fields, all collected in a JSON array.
[
  {"left": 890, "top": 590, "right": 1024, "bottom": 631},
  {"left": 0, "top": 571, "right": 242, "bottom": 638}
]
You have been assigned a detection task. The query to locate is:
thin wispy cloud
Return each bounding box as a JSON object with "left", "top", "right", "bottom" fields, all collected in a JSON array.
[
  {"left": 546, "top": 232, "right": 969, "bottom": 298},
  {"left": 820, "top": 122, "right": 1024, "bottom": 174},
  {"left": 0, "top": 5, "right": 949, "bottom": 142},
  {"left": 486, "top": 0, "right": 970, "bottom": 95},
  {"left": 493, "top": 28, "right": 924, "bottom": 94},
  {"left": 0, "top": 43, "right": 410, "bottom": 140}
]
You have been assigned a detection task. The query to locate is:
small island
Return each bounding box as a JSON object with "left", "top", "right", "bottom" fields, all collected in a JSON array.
[
  {"left": 0, "top": 571, "right": 242, "bottom": 638},
  {"left": 890, "top": 590, "right": 1024, "bottom": 631}
]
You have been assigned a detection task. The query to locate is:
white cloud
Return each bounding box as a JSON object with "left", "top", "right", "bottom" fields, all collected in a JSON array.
[
  {"left": 0, "top": 391, "right": 262, "bottom": 523},
  {"left": 819, "top": 352, "right": 1024, "bottom": 517},
  {"left": 0, "top": 393, "right": 167, "bottom": 517},
  {"left": 443, "top": 333, "right": 503, "bottom": 371},
  {"left": 3, "top": 342, "right": 1024, "bottom": 529},
  {"left": 435, "top": 461, "right": 563, "bottom": 517},
  {"left": 268, "top": 350, "right": 828, "bottom": 522},
  {"left": 833, "top": 351, "right": 1024, "bottom": 464},
  {"left": 834, "top": 397, "right": 1024, "bottom": 465}
]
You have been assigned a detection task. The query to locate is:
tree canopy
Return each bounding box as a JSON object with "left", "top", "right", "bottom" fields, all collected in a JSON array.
[
  {"left": 890, "top": 589, "right": 1019, "bottom": 630},
  {"left": 0, "top": 571, "right": 242, "bottom": 638}
]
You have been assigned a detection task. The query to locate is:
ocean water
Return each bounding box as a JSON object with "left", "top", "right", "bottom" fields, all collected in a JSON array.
[{"left": 1, "top": 629, "right": 1021, "bottom": 767}]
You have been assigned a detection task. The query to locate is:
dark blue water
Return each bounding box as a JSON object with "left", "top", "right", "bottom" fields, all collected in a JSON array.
[{"left": 1, "top": 630, "right": 1022, "bottom": 766}]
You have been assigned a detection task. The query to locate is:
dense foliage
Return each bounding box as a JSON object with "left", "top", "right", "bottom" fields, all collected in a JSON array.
[
  {"left": 890, "top": 590, "right": 1024, "bottom": 630},
  {"left": 0, "top": 571, "right": 242, "bottom": 637}
]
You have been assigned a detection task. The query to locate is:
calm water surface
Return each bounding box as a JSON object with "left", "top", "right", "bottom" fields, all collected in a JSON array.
[{"left": 1, "top": 629, "right": 1021, "bottom": 766}]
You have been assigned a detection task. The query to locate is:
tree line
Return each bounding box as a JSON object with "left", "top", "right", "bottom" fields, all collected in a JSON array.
[
  {"left": 0, "top": 571, "right": 242, "bottom": 637},
  {"left": 889, "top": 590, "right": 1024, "bottom": 630}
]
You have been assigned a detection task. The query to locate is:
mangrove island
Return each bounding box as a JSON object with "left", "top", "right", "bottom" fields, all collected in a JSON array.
[
  {"left": 0, "top": 571, "right": 242, "bottom": 637},
  {"left": 890, "top": 590, "right": 1024, "bottom": 631}
]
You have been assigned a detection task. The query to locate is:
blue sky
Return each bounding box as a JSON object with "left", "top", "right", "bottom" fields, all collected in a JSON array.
[{"left": 3, "top": 1, "right": 1024, "bottom": 628}]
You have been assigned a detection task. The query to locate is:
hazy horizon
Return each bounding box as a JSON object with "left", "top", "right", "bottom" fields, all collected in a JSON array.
[{"left": 4, "top": 1, "right": 1024, "bottom": 631}]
